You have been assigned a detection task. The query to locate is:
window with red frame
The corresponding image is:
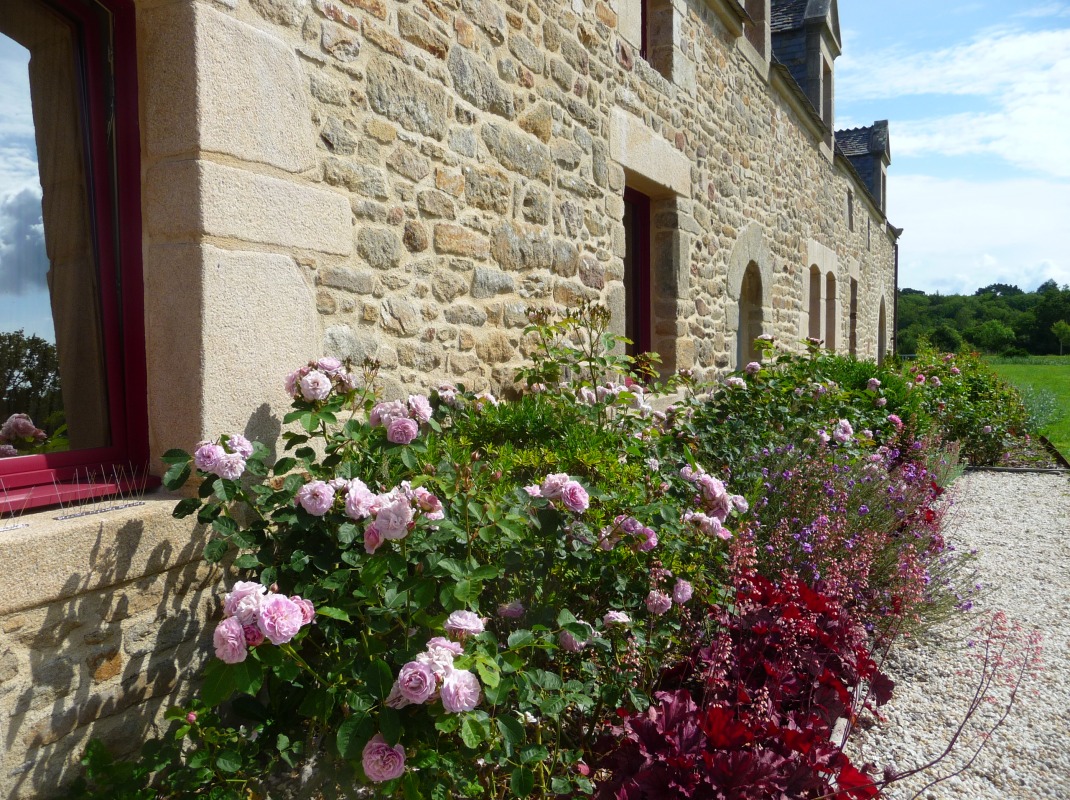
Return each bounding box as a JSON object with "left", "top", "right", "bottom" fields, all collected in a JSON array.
[{"left": 0, "top": 0, "right": 147, "bottom": 514}]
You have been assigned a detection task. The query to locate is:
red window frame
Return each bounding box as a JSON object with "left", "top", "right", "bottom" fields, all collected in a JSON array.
[
  {"left": 0, "top": 0, "right": 149, "bottom": 514},
  {"left": 623, "top": 187, "right": 652, "bottom": 357}
]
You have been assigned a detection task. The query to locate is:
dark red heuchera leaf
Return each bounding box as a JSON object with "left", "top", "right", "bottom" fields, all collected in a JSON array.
[
  {"left": 699, "top": 706, "right": 754, "bottom": 749},
  {"left": 837, "top": 762, "right": 880, "bottom": 798},
  {"left": 869, "top": 671, "right": 895, "bottom": 706}
]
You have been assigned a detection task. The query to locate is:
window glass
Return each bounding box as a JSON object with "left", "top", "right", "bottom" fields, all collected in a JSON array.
[{"left": 1, "top": 6, "right": 111, "bottom": 461}]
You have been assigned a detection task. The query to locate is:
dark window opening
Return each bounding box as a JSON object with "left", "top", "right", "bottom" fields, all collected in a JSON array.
[
  {"left": 848, "top": 278, "right": 858, "bottom": 356},
  {"left": 1, "top": 0, "right": 148, "bottom": 514},
  {"left": 808, "top": 265, "right": 822, "bottom": 340},
  {"left": 623, "top": 187, "right": 651, "bottom": 358},
  {"left": 737, "top": 262, "right": 763, "bottom": 367},
  {"left": 824, "top": 273, "right": 837, "bottom": 351}
]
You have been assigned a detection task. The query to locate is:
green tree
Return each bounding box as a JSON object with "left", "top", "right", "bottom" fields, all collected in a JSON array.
[
  {"left": 1053, "top": 319, "right": 1070, "bottom": 356},
  {"left": 0, "top": 330, "right": 63, "bottom": 430},
  {"left": 965, "top": 320, "right": 1016, "bottom": 354}
]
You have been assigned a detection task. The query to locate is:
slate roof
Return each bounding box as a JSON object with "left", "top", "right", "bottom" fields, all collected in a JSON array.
[
  {"left": 835, "top": 121, "right": 890, "bottom": 158},
  {"left": 770, "top": 0, "right": 809, "bottom": 32}
]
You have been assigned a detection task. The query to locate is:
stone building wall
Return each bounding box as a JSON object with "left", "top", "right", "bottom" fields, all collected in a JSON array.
[{"left": 0, "top": 0, "right": 897, "bottom": 795}]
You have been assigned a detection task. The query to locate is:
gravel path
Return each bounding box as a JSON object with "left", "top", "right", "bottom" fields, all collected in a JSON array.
[{"left": 851, "top": 471, "right": 1070, "bottom": 799}]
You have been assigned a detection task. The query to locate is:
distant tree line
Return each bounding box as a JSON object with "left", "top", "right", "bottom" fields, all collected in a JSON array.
[
  {"left": 0, "top": 330, "right": 63, "bottom": 430},
  {"left": 897, "top": 280, "right": 1070, "bottom": 356}
]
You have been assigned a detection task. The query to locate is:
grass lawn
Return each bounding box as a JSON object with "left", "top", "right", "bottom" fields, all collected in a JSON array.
[{"left": 988, "top": 356, "right": 1070, "bottom": 458}]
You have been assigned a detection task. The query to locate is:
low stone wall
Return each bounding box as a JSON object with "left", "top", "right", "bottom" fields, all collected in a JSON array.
[{"left": 0, "top": 497, "right": 211, "bottom": 799}]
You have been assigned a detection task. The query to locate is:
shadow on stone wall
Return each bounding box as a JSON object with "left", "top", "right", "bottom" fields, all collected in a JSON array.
[{"left": 3, "top": 514, "right": 221, "bottom": 798}]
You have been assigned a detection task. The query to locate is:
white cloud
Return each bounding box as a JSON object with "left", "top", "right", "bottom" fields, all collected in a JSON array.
[
  {"left": 891, "top": 175, "right": 1070, "bottom": 293},
  {"left": 1015, "top": 3, "right": 1070, "bottom": 19}
]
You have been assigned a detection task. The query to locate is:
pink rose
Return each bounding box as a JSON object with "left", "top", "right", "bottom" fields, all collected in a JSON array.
[
  {"left": 497, "top": 601, "right": 525, "bottom": 619},
  {"left": 225, "top": 434, "right": 254, "bottom": 458},
  {"left": 344, "top": 479, "right": 377, "bottom": 520},
  {"left": 426, "top": 636, "right": 464, "bottom": 656},
  {"left": 213, "top": 617, "right": 248, "bottom": 664},
  {"left": 725, "top": 376, "right": 746, "bottom": 389},
  {"left": 296, "top": 480, "right": 335, "bottom": 516},
  {"left": 317, "top": 356, "right": 343, "bottom": 374},
  {"left": 645, "top": 590, "right": 672, "bottom": 616},
  {"left": 194, "top": 442, "right": 225, "bottom": 473},
  {"left": 285, "top": 366, "right": 309, "bottom": 397},
  {"left": 983, "top": 425, "right": 993, "bottom": 434},
  {"left": 832, "top": 419, "right": 853, "bottom": 445},
  {"left": 370, "top": 400, "right": 407, "bottom": 427},
  {"left": 744, "top": 361, "right": 761, "bottom": 375},
  {"left": 603, "top": 611, "right": 631, "bottom": 626},
  {"left": 867, "top": 378, "right": 881, "bottom": 391},
  {"left": 299, "top": 370, "right": 332, "bottom": 401},
  {"left": 731, "top": 495, "right": 749, "bottom": 514},
  {"left": 1, "top": 413, "right": 37, "bottom": 441},
  {"left": 558, "top": 629, "right": 587, "bottom": 652},
  {"left": 257, "top": 594, "right": 305, "bottom": 645},
  {"left": 374, "top": 493, "right": 414, "bottom": 540},
  {"left": 930, "top": 376, "right": 942, "bottom": 387},
  {"left": 417, "top": 638, "right": 461, "bottom": 678},
  {"left": 951, "top": 366, "right": 961, "bottom": 375},
  {"left": 560, "top": 480, "right": 589, "bottom": 513},
  {"left": 386, "top": 417, "right": 419, "bottom": 445},
  {"left": 915, "top": 374, "right": 926, "bottom": 385},
  {"left": 0, "top": 444, "right": 17, "bottom": 458},
  {"left": 636, "top": 526, "right": 658, "bottom": 551},
  {"left": 397, "top": 660, "right": 438, "bottom": 704},
  {"left": 444, "top": 610, "right": 484, "bottom": 639},
  {"left": 577, "top": 386, "right": 597, "bottom": 405},
  {"left": 290, "top": 596, "right": 316, "bottom": 626},
  {"left": 364, "top": 525, "right": 384, "bottom": 555},
  {"left": 362, "top": 734, "right": 406, "bottom": 783},
  {"left": 523, "top": 485, "right": 542, "bottom": 498},
  {"left": 243, "top": 624, "right": 265, "bottom": 647},
  {"left": 413, "top": 487, "right": 444, "bottom": 520},
  {"left": 224, "top": 581, "right": 267, "bottom": 626},
  {"left": 673, "top": 579, "right": 693, "bottom": 604},
  {"left": 214, "top": 452, "right": 246, "bottom": 480},
  {"left": 441, "top": 668, "right": 482, "bottom": 713},
  {"left": 540, "top": 473, "right": 570, "bottom": 499},
  {"left": 408, "top": 395, "right": 433, "bottom": 423},
  {"left": 876, "top": 397, "right": 888, "bottom": 407}
]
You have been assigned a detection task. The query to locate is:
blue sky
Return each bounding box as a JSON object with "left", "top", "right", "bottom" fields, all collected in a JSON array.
[{"left": 836, "top": 0, "right": 1070, "bottom": 294}]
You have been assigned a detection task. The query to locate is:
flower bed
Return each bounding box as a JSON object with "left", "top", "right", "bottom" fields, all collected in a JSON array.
[{"left": 71, "top": 308, "right": 1033, "bottom": 799}]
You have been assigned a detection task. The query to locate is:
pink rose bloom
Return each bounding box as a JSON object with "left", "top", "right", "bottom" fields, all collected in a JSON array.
[
  {"left": 680, "top": 465, "right": 699, "bottom": 482},
  {"left": 299, "top": 370, "right": 332, "bottom": 401},
  {"left": 290, "top": 596, "right": 316, "bottom": 626},
  {"left": 374, "top": 493, "right": 414, "bottom": 540},
  {"left": 243, "top": 624, "right": 265, "bottom": 647},
  {"left": 441, "top": 668, "right": 482, "bottom": 713},
  {"left": 915, "top": 374, "right": 926, "bottom": 385},
  {"left": 832, "top": 419, "right": 853, "bottom": 444},
  {"left": 637, "top": 526, "right": 658, "bottom": 552},
  {"left": 817, "top": 429, "right": 830, "bottom": 445},
  {"left": 560, "top": 480, "right": 589, "bottom": 513},
  {"left": 473, "top": 391, "right": 498, "bottom": 409},
  {"left": 645, "top": 590, "right": 672, "bottom": 616},
  {"left": 577, "top": 386, "right": 597, "bottom": 405},
  {"left": 497, "top": 601, "right": 525, "bottom": 618},
  {"left": 436, "top": 384, "right": 460, "bottom": 407},
  {"left": 867, "top": 378, "right": 881, "bottom": 392},
  {"left": 731, "top": 494, "right": 749, "bottom": 514},
  {"left": 224, "top": 581, "right": 267, "bottom": 626},
  {"left": 364, "top": 525, "right": 384, "bottom": 555},
  {"left": 558, "top": 629, "right": 587, "bottom": 652},
  {"left": 444, "top": 610, "right": 484, "bottom": 639},
  {"left": 386, "top": 417, "right": 419, "bottom": 445},
  {"left": 225, "top": 434, "right": 254, "bottom": 458},
  {"left": 214, "top": 452, "right": 246, "bottom": 480},
  {"left": 540, "top": 473, "right": 571, "bottom": 499},
  {"left": 362, "top": 734, "right": 406, "bottom": 783},
  {"left": 888, "top": 414, "right": 904, "bottom": 430},
  {"left": 744, "top": 361, "right": 761, "bottom": 375},
  {"left": 370, "top": 400, "right": 407, "bottom": 427},
  {"left": 0, "top": 444, "right": 17, "bottom": 458},
  {"left": 876, "top": 397, "right": 888, "bottom": 407},
  {"left": 673, "top": 579, "right": 693, "bottom": 604},
  {"left": 285, "top": 366, "right": 309, "bottom": 397},
  {"left": 213, "top": 617, "right": 248, "bottom": 664},
  {"left": 426, "top": 636, "right": 464, "bottom": 656},
  {"left": 951, "top": 366, "right": 961, "bottom": 375},
  {"left": 725, "top": 376, "right": 746, "bottom": 389},
  {"left": 257, "top": 594, "right": 305, "bottom": 645},
  {"left": 603, "top": 611, "right": 631, "bottom": 626},
  {"left": 983, "top": 425, "right": 993, "bottom": 434},
  {"left": 344, "top": 479, "right": 377, "bottom": 520},
  {"left": 317, "top": 356, "right": 343, "bottom": 374},
  {"left": 407, "top": 395, "right": 433, "bottom": 423},
  {"left": 413, "top": 487, "right": 444, "bottom": 520},
  {"left": 1, "top": 413, "right": 37, "bottom": 440},
  {"left": 296, "top": 480, "right": 335, "bottom": 516},
  {"left": 698, "top": 474, "right": 731, "bottom": 520},
  {"left": 930, "top": 376, "right": 942, "bottom": 387},
  {"left": 523, "top": 485, "right": 542, "bottom": 498},
  {"left": 194, "top": 442, "right": 225, "bottom": 473},
  {"left": 397, "top": 661, "right": 438, "bottom": 704}
]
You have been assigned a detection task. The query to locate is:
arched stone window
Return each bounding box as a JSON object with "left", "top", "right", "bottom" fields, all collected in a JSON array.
[
  {"left": 808, "top": 265, "right": 822, "bottom": 340},
  {"left": 726, "top": 223, "right": 772, "bottom": 369},
  {"left": 848, "top": 277, "right": 858, "bottom": 356},
  {"left": 737, "top": 262, "right": 764, "bottom": 366},
  {"left": 824, "top": 272, "right": 838, "bottom": 351},
  {"left": 877, "top": 297, "right": 887, "bottom": 364}
]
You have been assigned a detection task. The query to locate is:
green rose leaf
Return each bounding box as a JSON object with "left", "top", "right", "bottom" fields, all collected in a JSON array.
[{"left": 509, "top": 766, "right": 535, "bottom": 797}]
